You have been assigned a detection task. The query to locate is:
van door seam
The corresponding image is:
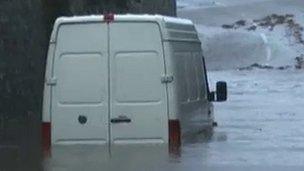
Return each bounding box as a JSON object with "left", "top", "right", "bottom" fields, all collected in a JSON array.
[{"left": 107, "top": 23, "right": 112, "bottom": 153}]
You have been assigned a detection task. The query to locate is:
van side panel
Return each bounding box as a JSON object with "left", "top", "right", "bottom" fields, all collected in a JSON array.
[
  {"left": 164, "top": 41, "right": 213, "bottom": 137},
  {"left": 51, "top": 23, "right": 109, "bottom": 144}
]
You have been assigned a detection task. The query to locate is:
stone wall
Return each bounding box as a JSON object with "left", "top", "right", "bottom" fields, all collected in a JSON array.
[{"left": 0, "top": 1, "right": 45, "bottom": 170}]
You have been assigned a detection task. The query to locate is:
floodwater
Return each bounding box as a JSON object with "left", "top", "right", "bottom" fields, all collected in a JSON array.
[
  {"left": 206, "top": 69, "right": 304, "bottom": 166},
  {"left": 44, "top": 69, "right": 304, "bottom": 171}
]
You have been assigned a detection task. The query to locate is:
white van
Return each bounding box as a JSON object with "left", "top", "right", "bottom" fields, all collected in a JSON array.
[{"left": 42, "top": 14, "right": 227, "bottom": 152}]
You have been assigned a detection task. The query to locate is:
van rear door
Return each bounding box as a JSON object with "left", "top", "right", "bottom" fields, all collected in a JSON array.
[
  {"left": 51, "top": 23, "right": 109, "bottom": 145},
  {"left": 51, "top": 21, "right": 168, "bottom": 146},
  {"left": 109, "top": 22, "right": 168, "bottom": 144}
]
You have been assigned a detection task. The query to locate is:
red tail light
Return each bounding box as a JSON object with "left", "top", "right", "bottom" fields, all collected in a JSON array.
[
  {"left": 104, "top": 13, "right": 114, "bottom": 23},
  {"left": 169, "top": 120, "right": 181, "bottom": 146},
  {"left": 42, "top": 122, "right": 51, "bottom": 157}
]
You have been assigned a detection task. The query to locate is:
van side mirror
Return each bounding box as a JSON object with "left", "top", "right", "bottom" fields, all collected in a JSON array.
[
  {"left": 208, "top": 81, "right": 227, "bottom": 102},
  {"left": 216, "top": 81, "right": 227, "bottom": 102}
]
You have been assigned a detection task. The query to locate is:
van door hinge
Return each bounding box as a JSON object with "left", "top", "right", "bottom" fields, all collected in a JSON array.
[
  {"left": 46, "top": 77, "right": 57, "bottom": 86},
  {"left": 161, "top": 75, "right": 174, "bottom": 84}
]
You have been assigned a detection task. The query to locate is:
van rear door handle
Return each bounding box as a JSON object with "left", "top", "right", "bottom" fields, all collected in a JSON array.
[
  {"left": 46, "top": 77, "right": 57, "bottom": 86},
  {"left": 111, "top": 115, "right": 131, "bottom": 124}
]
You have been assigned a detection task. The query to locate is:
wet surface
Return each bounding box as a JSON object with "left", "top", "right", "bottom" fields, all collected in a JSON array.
[
  {"left": 44, "top": 69, "right": 304, "bottom": 171},
  {"left": 207, "top": 69, "right": 304, "bottom": 166}
]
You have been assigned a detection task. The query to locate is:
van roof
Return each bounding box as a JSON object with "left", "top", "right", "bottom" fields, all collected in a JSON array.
[
  {"left": 55, "top": 14, "right": 194, "bottom": 25},
  {"left": 51, "top": 14, "right": 200, "bottom": 43}
]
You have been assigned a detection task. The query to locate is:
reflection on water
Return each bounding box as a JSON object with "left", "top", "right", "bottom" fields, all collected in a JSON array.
[
  {"left": 44, "top": 130, "right": 215, "bottom": 171},
  {"left": 45, "top": 144, "right": 175, "bottom": 171}
]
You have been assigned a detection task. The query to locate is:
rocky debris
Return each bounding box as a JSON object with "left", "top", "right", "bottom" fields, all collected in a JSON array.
[
  {"left": 237, "top": 56, "right": 304, "bottom": 71},
  {"left": 222, "top": 14, "right": 304, "bottom": 46},
  {"left": 222, "top": 24, "right": 234, "bottom": 29},
  {"left": 236, "top": 19, "right": 246, "bottom": 26},
  {"left": 254, "top": 14, "right": 294, "bottom": 31},
  {"left": 247, "top": 25, "right": 257, "bottom": 31},
  {"left": 286, "top": 19, "right": 304, "bottom": 45},
  {"left": 295, "top": 54, "right": 304, "bottom": 69},
  {"left": 238, "top": 63, "right": 292, "bottom": 71},
  {"left": 222, "top": 19, "right": 246, "bottom": 29}
]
